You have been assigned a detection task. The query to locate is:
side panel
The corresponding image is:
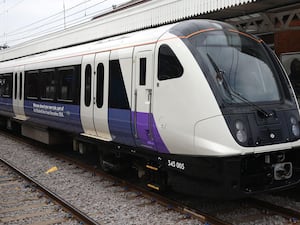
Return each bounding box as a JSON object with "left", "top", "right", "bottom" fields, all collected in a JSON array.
[{"left": 108, "top": 48, "right": 135, "bottom": 146}]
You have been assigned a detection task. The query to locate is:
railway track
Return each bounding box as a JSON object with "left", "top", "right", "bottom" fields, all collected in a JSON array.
[
  {"left": 247, "top": 197, "right": 300, "bottom": 224},
  {"left": 55, "top": 152, "right": 230, "bottom": 225},
  {"left": 214, "top": 198, "right": 300, "bottom": 224},
  {"left": 0, "top": 157, "right": 100, "bottom": 225},
  {"left": 0, "top": 130, "right": 228, "bottom": 225},
  {"left": 2, "top": 130, "right": 300, "bottom": 225}
]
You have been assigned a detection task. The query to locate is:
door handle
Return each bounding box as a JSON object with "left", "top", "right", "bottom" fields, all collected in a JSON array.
[
  {"left": 146, "top": 89, "right": 153, "bottom": 140},
  {"left": 134, "top": 89, "right": 138, "bottom": 138}
]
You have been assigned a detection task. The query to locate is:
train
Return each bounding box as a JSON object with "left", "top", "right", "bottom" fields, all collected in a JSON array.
[{"left": 1, "top": 19, "right": 300, "bottom": 198}]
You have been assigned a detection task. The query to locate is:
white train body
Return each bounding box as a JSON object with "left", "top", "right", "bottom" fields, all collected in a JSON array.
[{"left": 1, "top": 20, "right": 300, "bottom": 197}]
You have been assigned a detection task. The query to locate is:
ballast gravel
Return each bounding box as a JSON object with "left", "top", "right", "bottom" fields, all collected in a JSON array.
[
  {"left": 0, "top": 162, "right": 78, "bottom": 225},
  {"left": 0, "top": 135, "right": 201, "bottom": 225}
]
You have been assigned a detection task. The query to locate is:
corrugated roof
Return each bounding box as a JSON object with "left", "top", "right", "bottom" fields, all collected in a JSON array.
[{"left": 0, "top": 0, "right": 256, "bottom": 62}]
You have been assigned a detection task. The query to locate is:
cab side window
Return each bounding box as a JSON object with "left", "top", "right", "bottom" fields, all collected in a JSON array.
[{"left": 158, "top": 44, "right": 183, "bottom": 81}]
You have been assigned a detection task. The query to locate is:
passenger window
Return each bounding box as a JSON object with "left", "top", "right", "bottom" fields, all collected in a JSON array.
[
  {"left": 25, "top": 71, "right": 39, "bottom": 99},
  {"left": 58, "top": 67, "right": 75, "bottom": 103},
  {"left": 41, "top": 69, "right": 56, "bottom": 100},
  {"left": 85, "top": 64, "right": 92, "bottom": 107},
  {"left": 96, "top": 63, "right": 104, "bottom": 108},
  {"left": 158, "top": 45, "right": 183, "bottom": 81},
  {"left": 0, "top": 73, "right": 12, "bottom": 98},
  {"left": 139, "top": 58, "right": 146, "bottom": 86}
]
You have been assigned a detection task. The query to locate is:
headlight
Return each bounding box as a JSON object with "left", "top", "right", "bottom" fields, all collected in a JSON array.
[
  {"left": 291, "top": 117, "right": 300, "bottom": 137},
  {"left": 235, "top": 120, "right": 247, "bottom": 143}
]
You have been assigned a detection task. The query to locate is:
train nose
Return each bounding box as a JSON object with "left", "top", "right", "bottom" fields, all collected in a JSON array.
[{"left": 273, "top": 162, "right": 292, "bottom": 180}]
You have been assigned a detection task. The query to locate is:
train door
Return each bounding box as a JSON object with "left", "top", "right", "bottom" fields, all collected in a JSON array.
[
  {"left": 132, "top": 45, "right": 156, "bottom": 149},
  {"left": 13, "top": 66, "right": 26, "bottom": 120},
  {"left": 80, "top": 54, "right": 97, "bottom": 136},
  {"left": 93, "top": 52, "right": 112, "bottom": 141}
]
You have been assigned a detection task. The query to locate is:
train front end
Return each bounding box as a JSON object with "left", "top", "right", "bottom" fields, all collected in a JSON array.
[{"left": 165, "top": 20, "right": 300, "bottom": 197}]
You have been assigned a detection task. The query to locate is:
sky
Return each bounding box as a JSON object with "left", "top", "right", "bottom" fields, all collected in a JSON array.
[{"left": 0, "top": 0, "right": 130, "bottom": 46}]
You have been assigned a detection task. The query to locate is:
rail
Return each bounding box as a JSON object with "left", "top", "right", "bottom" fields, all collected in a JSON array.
[{"left": 0, "top": 157, "right": 101, "bottom": 225}]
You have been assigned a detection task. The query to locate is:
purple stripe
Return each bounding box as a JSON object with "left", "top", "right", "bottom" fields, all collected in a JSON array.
[{"left": 133, "top": 111, "right": 169, "bottom": 154}]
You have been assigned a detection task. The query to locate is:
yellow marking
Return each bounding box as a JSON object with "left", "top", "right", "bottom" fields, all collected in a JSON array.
[
  {"left": 146, "top": 165, "right": 158, "bottom": 171},
  {"left": 147, "top": 183, "right": 160, "bottom": 191},
  {"left": 45, "top": 166, "right": 58, "bottom": 174}
]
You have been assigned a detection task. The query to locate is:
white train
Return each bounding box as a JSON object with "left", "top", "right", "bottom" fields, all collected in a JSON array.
[{"left": 1, "top": 19, "right": 300, "bottom": 197}]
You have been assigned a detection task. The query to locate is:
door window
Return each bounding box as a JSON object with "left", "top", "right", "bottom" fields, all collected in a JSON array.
[
  {"left": 139, "top": 58, "right": 146, "bottom": 86},
  {"left": 85, "top": 64, "right": 92, "bottom": 107},
  {"left": 14, "top": 73, "right": 17, "bottom": 99},
  {"left": 96, "top": 63, "right": 104, "bottom": 108},
  {"left": 19, "top": 72, "right": 23, "bottom": 100}
]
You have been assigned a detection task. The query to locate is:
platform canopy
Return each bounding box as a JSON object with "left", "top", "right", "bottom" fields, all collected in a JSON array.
[{"left": 1, "top": 0, "right": 257, "bottom": 61}]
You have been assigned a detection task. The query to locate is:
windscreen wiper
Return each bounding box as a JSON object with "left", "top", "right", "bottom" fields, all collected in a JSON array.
[
  {"left": 206, "top": 53, "right": 234, "bottom": 100},
  {"left": 207, "top": 53, "right": 271, "bottom": 118}
]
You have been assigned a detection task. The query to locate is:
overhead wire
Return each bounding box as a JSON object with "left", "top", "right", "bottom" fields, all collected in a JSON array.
[
  {"left": 0, "top": 0, "right": 25, "bottom": 16},
  {"left": 3, "top": 0, "right": 117, "bottom": 46},
  {"left": 7, "top": 1, "right": 112, "bottom": 43},
  {"left": 5, "top": 0, "right": 96, "bottom": 35}
]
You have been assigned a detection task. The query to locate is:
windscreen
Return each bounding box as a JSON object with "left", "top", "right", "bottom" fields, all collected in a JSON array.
[{"left": 189, "top": 30, "right": 281, "bottom": 103}]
